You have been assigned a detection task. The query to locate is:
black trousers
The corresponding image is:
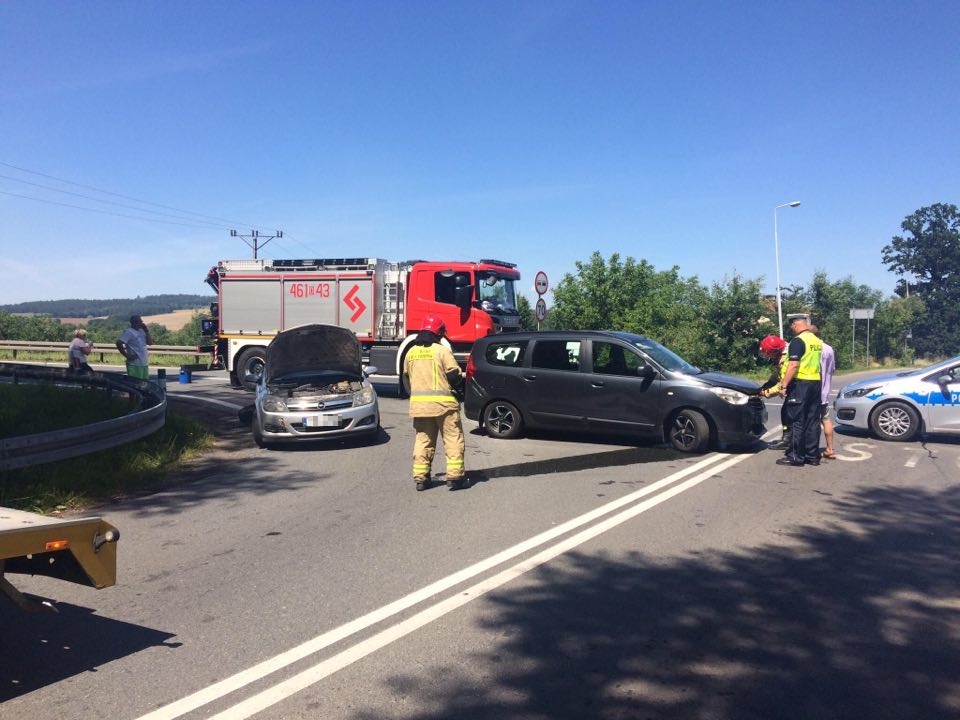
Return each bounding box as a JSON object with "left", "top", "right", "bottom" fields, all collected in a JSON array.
[{"left": 783, "top": 379, "right": 822, "bottom": 463}]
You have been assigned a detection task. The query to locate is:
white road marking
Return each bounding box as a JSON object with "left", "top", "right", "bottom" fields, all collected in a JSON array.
[
  {"left": 136, "top": 449, "right": 754, "bottom": 720},
  {"left": 208, "top": 453, "right": 753, "bottom": 720},
  {"left": 835, "top": 442, "right": 875, "bottom": 461},
  {"left": 903, "top": 448, "right": 922, "bottom": 468},
  {"left": 166, "top": 394, "right": 245, "bottom": 411}
]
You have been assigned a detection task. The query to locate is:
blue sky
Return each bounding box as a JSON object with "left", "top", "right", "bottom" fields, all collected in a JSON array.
[{"left": 2, "top": 1, "right": 958, "bottom": 307}]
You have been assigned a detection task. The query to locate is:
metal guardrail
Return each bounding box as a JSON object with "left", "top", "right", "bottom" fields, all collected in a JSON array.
[
  {"left": 0, "top": 340, "right": 215, "bottom": 365},
  {"left": 0, "top": 363, "right": 167, "bottom": 471}
]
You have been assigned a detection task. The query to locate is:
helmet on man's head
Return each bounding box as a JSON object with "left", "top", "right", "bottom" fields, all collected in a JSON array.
[
  {"left": 759, "top": 334, "right": 786, "bottom": 357},
  {"left": 420, "top": 315, "right": 446, "bottom": 336}
]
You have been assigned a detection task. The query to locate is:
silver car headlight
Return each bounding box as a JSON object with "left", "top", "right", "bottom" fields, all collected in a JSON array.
[
  {"left": 261, "top": 394, "right": 288, "bottom": 412},
  {"left": 708, "top": 386, "right": 750, "bottom": 405},
  {"left": 842, "top": 385, "right": 880, "bottom": 399},
  {"left": 353, "top": 385, "right": 375, "bottom": 407}
]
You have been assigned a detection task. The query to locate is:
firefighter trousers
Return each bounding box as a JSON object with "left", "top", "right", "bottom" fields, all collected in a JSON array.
[{"left": 412, "top": 410, "right": 465, "bottom": 482}]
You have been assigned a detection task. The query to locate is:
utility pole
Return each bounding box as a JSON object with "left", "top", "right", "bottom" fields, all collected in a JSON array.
[{"left": 230, "top": 229, "right": 283, "bottom": 259}]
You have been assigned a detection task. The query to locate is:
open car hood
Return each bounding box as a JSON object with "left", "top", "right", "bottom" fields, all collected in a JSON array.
[{"left": 265, "top": 324, "right": 363, "bottom": 382}]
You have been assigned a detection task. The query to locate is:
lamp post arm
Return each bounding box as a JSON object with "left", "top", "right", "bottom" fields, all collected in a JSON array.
[{"left": 774, "top": 207, "right": 784, "bottom": 339}]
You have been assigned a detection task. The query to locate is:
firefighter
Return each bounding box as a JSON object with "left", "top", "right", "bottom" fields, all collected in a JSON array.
[
  {"left": 403, "top": 316, "right": 467, "bottom": 491},
  {"left": 758, "top": 334, "right": 791, "bottom": 450}
]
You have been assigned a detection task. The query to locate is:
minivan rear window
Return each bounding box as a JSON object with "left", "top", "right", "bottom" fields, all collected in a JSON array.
[{"left": 485, "top": 341, "right": 528, "bottom": 367}]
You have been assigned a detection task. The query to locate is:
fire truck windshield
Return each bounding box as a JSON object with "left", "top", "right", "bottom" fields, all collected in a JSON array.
[{"left": 478, "top": 275, "right": 518, "bottom": 313}]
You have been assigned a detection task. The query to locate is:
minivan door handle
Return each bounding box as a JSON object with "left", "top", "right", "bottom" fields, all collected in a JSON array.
[
  {"left": 590, "top": 380, "right": 605, "bottom": 387},
  {"left": 521, "top": 373, "right": 538, "bottom": 382}
]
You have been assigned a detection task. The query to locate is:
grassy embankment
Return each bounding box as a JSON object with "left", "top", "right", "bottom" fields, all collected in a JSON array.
[{"left": 0, "top": 384, "right": 210, "bottom": 514}]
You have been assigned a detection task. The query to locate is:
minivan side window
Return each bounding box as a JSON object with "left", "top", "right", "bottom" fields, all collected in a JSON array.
[
  {"left": 485, "top": 341, "right": 528, "bottom": 367},
  {"left": 592, "top": 341, "right": 646, "bottom": 376},
  {"left": 531, "top": 340, "right": 581, "bottom": 371}
]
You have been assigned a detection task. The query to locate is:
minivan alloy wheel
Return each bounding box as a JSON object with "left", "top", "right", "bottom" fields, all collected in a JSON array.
[
  {"left": 483, "top": 400, "right": 523, "bottom": 439},
  {"left": 668, "top": 409, "right": 710, "bottom": 453}
]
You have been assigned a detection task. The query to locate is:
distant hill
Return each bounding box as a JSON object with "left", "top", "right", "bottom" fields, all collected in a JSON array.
[{"left": 0, "top": 294, "right": 215, "bottom": 319}]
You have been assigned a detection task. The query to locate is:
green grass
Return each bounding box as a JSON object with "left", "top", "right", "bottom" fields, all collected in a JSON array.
[
  {"left": 0, "top": 384, "right": 137, "bottom": 435},
  {"left": 0, "top": 350, "right": 204, "bottom": 367},
  {"left": 1, "top": 385, "right": 211, "bottom": 514}
]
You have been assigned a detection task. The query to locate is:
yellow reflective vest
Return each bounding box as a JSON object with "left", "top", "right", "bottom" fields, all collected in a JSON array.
[
  {"left": 404, "top": 342, "right": 462, "bottom": 417},
  {"left": 793, "top": 331, "right": 823, "bottom": 381}
]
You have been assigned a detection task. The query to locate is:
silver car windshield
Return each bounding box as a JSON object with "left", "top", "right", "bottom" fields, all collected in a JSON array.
[{"left": 630, "top": 337, "right": 700, "bottom": 374}]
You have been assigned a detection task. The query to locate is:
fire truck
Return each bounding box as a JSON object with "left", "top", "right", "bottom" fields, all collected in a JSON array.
[{"left": 203, "top": 257, "right": 523, "bottom": 393}]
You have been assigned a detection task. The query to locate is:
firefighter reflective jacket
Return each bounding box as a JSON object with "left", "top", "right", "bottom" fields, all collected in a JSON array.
[{"left": 404, "top": 342, "right": 462, "bottom": 417}]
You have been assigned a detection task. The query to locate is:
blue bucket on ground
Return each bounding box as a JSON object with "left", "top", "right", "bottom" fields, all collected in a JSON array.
[{"left": 179, "top": 368, "right": 192, "bottom": 384}]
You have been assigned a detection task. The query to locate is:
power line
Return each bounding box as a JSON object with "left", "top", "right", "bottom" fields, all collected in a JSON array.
[
  {"left": 0, "top": 189, "right": 236, "bottom": 230},
  {"left": 0, "top": 173, "right": 229, "bottom": 229},
  {"left": 0, "top": 159, "right": 263, "bottom": 230},
  {"left": 1, "top": 159, "right": 323, "bottom": 256}
]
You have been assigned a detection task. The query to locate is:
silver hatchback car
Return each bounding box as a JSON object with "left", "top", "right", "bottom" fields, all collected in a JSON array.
[
  {"left": 833, "top": 355, "right": 960, "bottom": 441},
  {"left": 252, "top": 324, "right": 380, "bottom": 447}
]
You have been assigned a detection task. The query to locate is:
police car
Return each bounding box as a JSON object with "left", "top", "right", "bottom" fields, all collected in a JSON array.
[{"left": 833, "top": 354, "right": 960, "bottom": 441}]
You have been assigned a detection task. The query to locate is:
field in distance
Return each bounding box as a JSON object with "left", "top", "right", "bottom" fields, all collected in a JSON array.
[{"left": 57, "top": 308, "right": 204, "bottom": 331}]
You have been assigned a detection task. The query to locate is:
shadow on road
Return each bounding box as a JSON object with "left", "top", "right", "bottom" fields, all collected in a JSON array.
[
  {"left": 0, "top": 600, "right": 177, "bottom": 702},
  {"left": 350, "top": 484, "right": 960, "bottom": 720}
]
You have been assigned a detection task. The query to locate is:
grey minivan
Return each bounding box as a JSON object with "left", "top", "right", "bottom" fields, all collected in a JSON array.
[{"left": 464, "top": 330, "right": 767, "bottom": 453}]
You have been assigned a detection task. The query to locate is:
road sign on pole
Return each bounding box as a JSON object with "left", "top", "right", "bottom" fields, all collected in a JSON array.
[
  {"left": 534, "top": 271, "right": 549, "bottom": 296},
  {"left": 535, "top": 298, "right": 547, "bottom": 322}
]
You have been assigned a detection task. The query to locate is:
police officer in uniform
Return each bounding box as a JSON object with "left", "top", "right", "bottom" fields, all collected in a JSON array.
[
  {"left": 403, "top": 316, "right": 467, "bottom": 491},
  {"left": 777, "top": 314, "right": 823, "bottom": 466}
]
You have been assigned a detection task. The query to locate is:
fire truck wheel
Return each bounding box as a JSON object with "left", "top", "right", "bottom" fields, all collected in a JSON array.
[
  {"left": 398, "top": 350, "right": 411, "bottom": 398},
  {"left": 237, "top": 347, "right": 267, "bottom": 392}
]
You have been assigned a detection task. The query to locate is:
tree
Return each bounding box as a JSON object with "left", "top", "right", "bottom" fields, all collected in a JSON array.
[
  {"left": 871, "top": 295, "right": 925, "bottom": 364},
  {"left": 549, "top": 252, "right": 771, "bottom": 373},
  {"left": 784, "top": 272, "right": 884, "bottom": 369},
  {"left": 550, "top": 252, "right": 703, "bottom": 341},
  {"left": 515, "top": 295, "right": 538, "bottom": 331},
  {"left": 700, "top": 275, "right": 772, "bottom": 373},
  {"left": 882, "top": 203, "right": 960, "bottom": 357}
]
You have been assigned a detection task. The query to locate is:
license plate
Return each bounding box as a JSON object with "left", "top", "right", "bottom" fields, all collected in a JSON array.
[{"left": 303, "top": 415, "right": 340, "bottom": 427}]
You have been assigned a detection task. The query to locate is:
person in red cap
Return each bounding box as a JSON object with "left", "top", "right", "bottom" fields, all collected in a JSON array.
[
  {"left": 403, "top": 315, "right": 467, "bottom": 491},
  {"left": 758, "top": 334, "right": 791, "bottom": 450}
]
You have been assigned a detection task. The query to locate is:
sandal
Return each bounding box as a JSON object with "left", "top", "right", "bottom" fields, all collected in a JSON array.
[{"left": 822, "top": 451, "right": 836, "bottom": 459}]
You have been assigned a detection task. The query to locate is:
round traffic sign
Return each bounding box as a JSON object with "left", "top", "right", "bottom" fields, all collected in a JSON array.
[
  {"left": 534, "top": 270, "right": 549, "bottom": 296},
  {"left": 535, "top": 298, "right": 547, "bottom": 322}
]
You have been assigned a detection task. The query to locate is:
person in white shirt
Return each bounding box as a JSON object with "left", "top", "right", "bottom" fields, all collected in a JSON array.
[{"left": 116, "top": 315, "right": 153, "bottom": 380}]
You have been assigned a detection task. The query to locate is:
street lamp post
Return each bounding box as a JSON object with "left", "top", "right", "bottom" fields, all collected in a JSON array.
[{"left": 774, "top": 200, "right": 802, "bottom": 338}]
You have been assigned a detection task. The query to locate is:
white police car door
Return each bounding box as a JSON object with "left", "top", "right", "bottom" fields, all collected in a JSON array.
[{"left": 924, "top": 361, "right": 960, "bottom": 433}]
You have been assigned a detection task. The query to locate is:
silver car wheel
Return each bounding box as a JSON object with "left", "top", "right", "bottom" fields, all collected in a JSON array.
[{"left": 872, "top": 401, "right": 920, "bottom": 441}]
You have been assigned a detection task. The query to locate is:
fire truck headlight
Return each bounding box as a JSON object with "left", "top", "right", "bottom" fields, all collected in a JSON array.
[
  {"left": 261, "top": 395, "right": 288, "bottom": 412},
  {"left": 353, "top": 386, "right": 375, "bottom": 407}
]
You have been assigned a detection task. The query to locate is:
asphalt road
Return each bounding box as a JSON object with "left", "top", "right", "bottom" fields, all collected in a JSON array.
[{"left": 2, "top": 369, "right": 959, "bottom": 719}]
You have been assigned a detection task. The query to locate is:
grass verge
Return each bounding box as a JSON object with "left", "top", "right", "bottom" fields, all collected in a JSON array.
[{"left": 1, "top": 385, "right": 211, "bottom": 514}]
